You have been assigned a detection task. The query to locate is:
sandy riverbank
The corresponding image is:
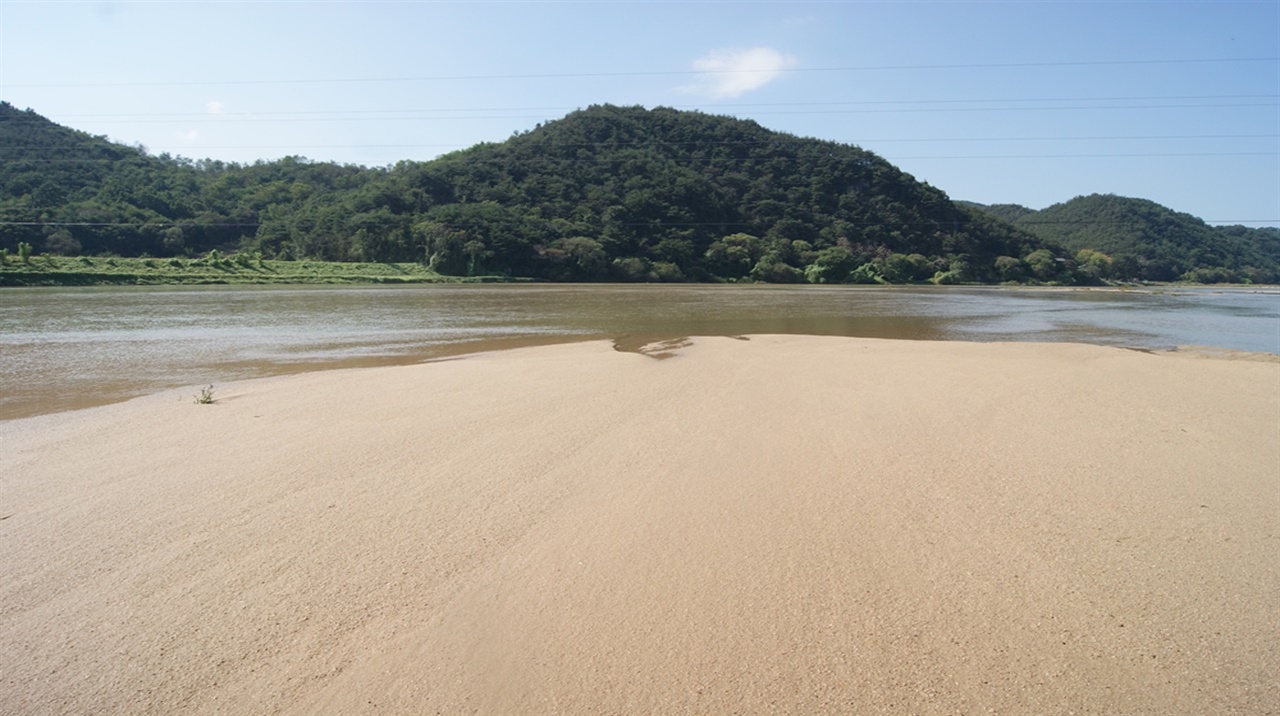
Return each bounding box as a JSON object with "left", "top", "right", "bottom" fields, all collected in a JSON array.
[{"left": 2, "top": 335, "right": 1277, "bottom": 714}]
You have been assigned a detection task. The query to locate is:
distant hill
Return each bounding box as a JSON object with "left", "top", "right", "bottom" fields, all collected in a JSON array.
[
  {"left": 360, "top": 105, "right": 1057, "bottom": 282},
  {"left": 0, "top": 102, "right": 374, "bottom": 258},
  {"left": 0, "top": 105, "right": 162, "bottom": 194},
  {"left": 965, "top": 195, "right": 1280, "bottom": 282},
  {"left": 3, "top": 101, "right": 1275, "bottom": 283},
  {"left": 956, "top": 202, "right": 1037, "bottom": 225}
]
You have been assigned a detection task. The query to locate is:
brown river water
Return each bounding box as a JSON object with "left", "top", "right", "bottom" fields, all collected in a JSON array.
[{"left": 1, "top": 283, "right": 1276, "bottom": 420}]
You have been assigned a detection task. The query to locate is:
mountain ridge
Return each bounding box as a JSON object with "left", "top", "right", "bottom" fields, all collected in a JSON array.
[
  {"left": 962, "top": 195, "right": 1280, "bottom": 282},
  {"left": 2, "top": 102, "right": 1275, "bottom": 283}
]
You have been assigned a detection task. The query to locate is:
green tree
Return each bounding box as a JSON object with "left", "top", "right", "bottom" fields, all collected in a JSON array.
[
  {"left": 993, "top": 255, "right": 1026, "bottom": 282},
  {"left": 161, "top": 226, "right": 185, "bottom": 254},
  {"left": 847, "top": 262, "right": 883, "bottom": 284},
  {"left": 463, "top": 239, "right": 491, "bottom": 276},
  {"left": 558, "top": 236, "right": 608, "bottom": 279},
  {"left": 704, "top": 233, "right": 761, "bottom": 279},
  {"left": 43, "top": 230, "right": 81, "bottom": 255},
  {"left": 880, "top": 253, "right": 932, "bottom": 283},
  {"left": 931, "top": 255, "right": 975, "bottom": 285},
  {"left": 414, "top": 221, "right": 468, "bottom": 274},
  {"left": 1074, "top": 249, "right": 1113, "bottom": 282},
  {"left": 804, "top": 246, "right": 856, "bottom": 283},
  {"left": 1024, "top": 249, "right": 1060, "bottom": 282},
  {"left": 612, "top": 256, "right": 653, "bottom": 282},
  {"left": 751, "top": 257, "right": 804, "bottom": 283}
]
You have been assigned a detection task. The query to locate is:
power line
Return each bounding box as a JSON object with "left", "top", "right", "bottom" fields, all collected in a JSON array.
[
  {"left": 10, "top": 56, "right": 1277, "bottom": 89},
  {"left": 751, "top": 102, "right": 1277, "bottom": 116},
  {"left": 5, "top": 102, "right": 1275, "bottom": 126},
  {"left": 6, "top": 133, "right": 1277, "bottom": 154},
  {"left": 885, "top": 152, "right": 1280, "bottom": 159},
  {"left": 7, "top": 148, "right": 1277, "bottom": 164},
  {"left": 32, "top": 94, "right": 1280, "bottom": 120},
  {"left": 4, "top": 218, "right": 1277, "bottom": 229},
  {"left": 861, "top": 134, "right": 1280, "bottom": 144}
]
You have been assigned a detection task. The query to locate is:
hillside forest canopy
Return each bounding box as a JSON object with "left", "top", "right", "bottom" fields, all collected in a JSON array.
[{"left": 1, "top": 102, "right": 1276, "bottom": 284}]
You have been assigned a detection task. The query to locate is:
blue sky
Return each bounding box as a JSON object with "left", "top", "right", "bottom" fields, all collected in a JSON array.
[{"left": 2, "top": 1, "right": 1277, "bottom": 226}]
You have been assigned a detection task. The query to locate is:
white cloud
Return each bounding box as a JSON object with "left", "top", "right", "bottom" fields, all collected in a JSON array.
[
  {"left": 678, "top": 47, "right": 797, "bottom": 99},
  {"left": 179, "top": 129, "right": 201, "bottom": 141},
  {"left": 205, "top": 100, "right": 224, "bottom": 114}
]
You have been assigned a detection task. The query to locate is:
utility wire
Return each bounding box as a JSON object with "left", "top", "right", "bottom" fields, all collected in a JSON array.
[
  {"left": 887, "top": 152, "right": 1279, "bottom": 159},
  {"left": 5, "top": 102, "right": 1275, "bottom": 125},
  {"left": 3, "top": 218, "right": 1278, "bottom": 229},
  {"left": 10, "top": 56, "right": 1278, "bottom": 88},
  {"left": 7, "top": 151, "right": 1277, "bottom": 164},
  {"left": 6, "top": 134, "right": 1277, "bottom": 154},
  {"left": 33, "top": 94, "right": 1280, "bottom": 119}
]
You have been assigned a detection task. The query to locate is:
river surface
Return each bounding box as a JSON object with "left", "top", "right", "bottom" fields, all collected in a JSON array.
[{"left": 1, "top": 284, "right": 1277, "bottom": 420}]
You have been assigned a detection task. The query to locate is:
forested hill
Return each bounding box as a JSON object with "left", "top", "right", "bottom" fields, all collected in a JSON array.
[
  {"left": 0, "top": 102, "right": 1044, "bottom": 283},
  {"left": 3, "top": 101, "right": 1271, "bottom": 283},
  {"left": 0, "top": 102, "right": 372, "bottom": 261},
  {"left": 964, "top": 195, "right": 1280, "bottom": 283},
  {"left": 381, "top": 105, "right": 1051, "bottom": 282}
]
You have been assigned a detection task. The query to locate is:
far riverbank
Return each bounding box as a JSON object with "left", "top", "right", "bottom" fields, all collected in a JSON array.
[
  {"left": 2, "top": 283, "right": 1276, "bottom": 420},
  {"left": 0, "top": 255, "right": 534, "bottom": 286}
]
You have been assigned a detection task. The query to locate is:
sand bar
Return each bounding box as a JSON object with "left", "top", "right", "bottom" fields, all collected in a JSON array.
[{"left": 2, "top": 335, "right": 1277, "bottom": 714}]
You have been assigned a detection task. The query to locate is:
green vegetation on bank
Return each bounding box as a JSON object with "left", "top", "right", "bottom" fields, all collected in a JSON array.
[
  {"left": 3, "top": 102, "right": 1276, "bottom": 286},
  {"left": 962, "top": 195, "right": 1280, "bottom": 283},
  {"left": 0, "top": 250, "right": 511, "bottom": 286}
]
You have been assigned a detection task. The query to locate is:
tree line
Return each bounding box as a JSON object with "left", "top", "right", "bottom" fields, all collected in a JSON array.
[
  {"left": 3, "top": 102, "right": 1274, "bottom": 284},
  {"left": 964, "top": 195, "right": 1279, "bottom": 283}
]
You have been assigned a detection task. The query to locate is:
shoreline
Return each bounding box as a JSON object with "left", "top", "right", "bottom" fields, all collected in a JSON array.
[
  {"left": 3, "top": 267, "right": 1278, "bottom": 291},
  {"left": 2, "top": 335, "right": 1278, "bottom": 714},
  {"left": 3, "top": 328, "right": 1276, "bottom": 424},
  {"left": 3, "top": 282, "right": 1276, "bottom": 423}
]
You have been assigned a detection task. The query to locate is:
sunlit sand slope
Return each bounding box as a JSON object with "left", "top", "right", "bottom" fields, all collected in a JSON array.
[{"left": 2, "top": 336, "right": 1276, "bottom": 714}]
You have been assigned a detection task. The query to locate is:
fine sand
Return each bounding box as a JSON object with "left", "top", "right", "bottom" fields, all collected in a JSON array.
[{"left": 2, "top": 335, "right": 1277, "bottom": 715}]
